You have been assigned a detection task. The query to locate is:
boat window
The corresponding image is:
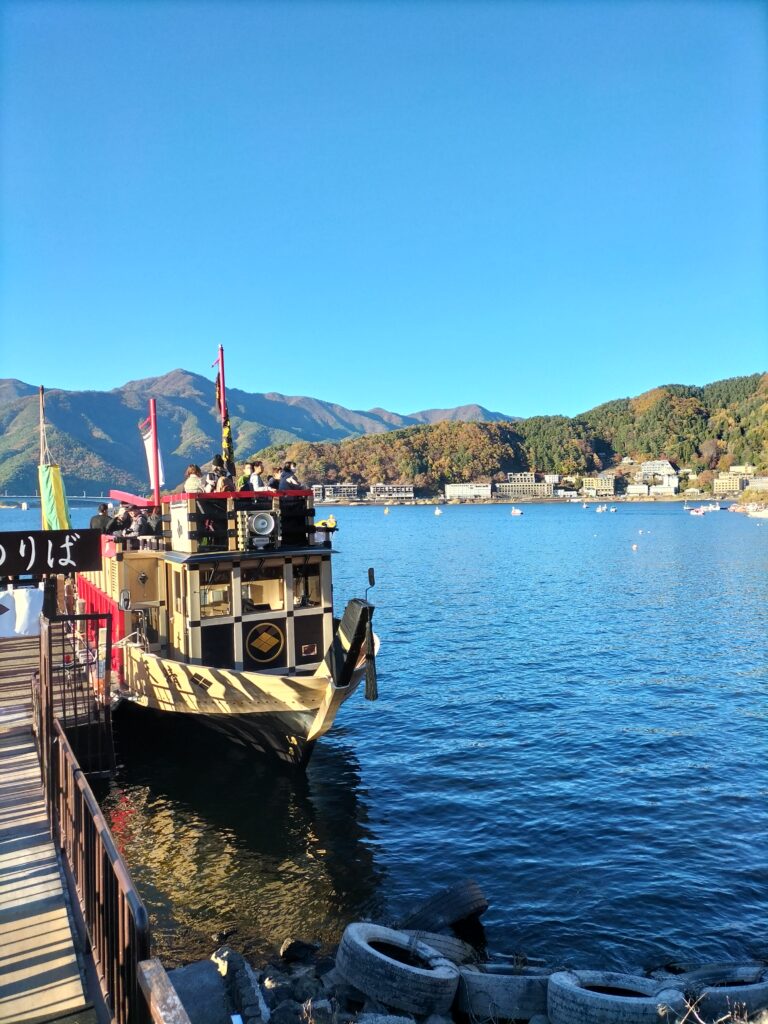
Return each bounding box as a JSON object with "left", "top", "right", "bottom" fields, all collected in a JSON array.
[
  {"left": 241, "top": 564, "right": 285, "bottom": 612},
  {"left": 294, "top": 562, "right": 321, "bottom": 608},
  {"left": 200, "top": 568, "right": 232, "bottom": 619}
]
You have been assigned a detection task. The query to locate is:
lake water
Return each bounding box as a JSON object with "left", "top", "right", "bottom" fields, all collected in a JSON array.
[{"left": 3, "top": 501, "right": 767, "bottom": 971}]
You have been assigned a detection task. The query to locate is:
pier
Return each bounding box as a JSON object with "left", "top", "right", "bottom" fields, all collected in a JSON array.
[
  {"left": 0, "top": 628, "right": 189, "bottom": 1024},
  {"left": 0, "top": 635, "right": 89, "bottom": 1022}
]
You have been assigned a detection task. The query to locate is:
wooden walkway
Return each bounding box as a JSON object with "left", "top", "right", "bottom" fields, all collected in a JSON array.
[{"left": 0, "top": 636, "right": 90, "bottom": 1024}]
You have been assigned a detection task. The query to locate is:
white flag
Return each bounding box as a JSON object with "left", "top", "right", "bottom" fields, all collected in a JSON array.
[{"left": 140, "top": 418, "right": 165, "bottom": 490}]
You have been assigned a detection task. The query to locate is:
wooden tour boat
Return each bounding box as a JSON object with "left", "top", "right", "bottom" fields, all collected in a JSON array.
[{"left": 76, "top": 353, "right": 378, "bottom": 767}]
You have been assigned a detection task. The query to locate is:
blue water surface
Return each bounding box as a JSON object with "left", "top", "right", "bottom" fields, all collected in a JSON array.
[{"left": 3, "top": 501, "right": 765, "bottom": 970}]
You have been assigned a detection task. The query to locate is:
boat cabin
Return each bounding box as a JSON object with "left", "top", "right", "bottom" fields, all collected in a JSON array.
[{"left": 78, "top": 490, "right": 337, "bottom": 680}]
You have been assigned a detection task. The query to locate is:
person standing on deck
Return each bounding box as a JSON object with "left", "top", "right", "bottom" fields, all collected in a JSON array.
[
  {"left": 89, "top": 503, "right": 113, "bottom": 533},
  {"left": 250, "top": 461, "right": 268, "bottom": 491},
  {"left": 279, "top": 462, "right": 302, "bottom": 490}
]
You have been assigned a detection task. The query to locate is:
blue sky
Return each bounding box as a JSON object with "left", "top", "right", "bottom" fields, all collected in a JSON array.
[{"left": 1, "top": 0, "right": 766, "bottom": 418}]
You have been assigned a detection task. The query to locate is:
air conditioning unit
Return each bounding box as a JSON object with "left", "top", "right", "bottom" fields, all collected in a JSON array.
[{"left": 236, "top": 509, "right": 280, "bottom": 550}]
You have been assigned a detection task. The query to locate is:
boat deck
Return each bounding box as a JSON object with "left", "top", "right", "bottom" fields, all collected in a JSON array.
[{"left": 0, "top": 636, "right": 89, "bottom": 1023}]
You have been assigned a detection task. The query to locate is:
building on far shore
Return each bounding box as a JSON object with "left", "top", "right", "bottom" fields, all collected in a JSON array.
[
  {"left": 313, "top": 483, "right": 362, "bottom": 501},
  {"left": 444, "top": 482, "right": 493, "bottom": 500},
  {"left": 498, "top": 472, "right": 554, "bottom": 498},
  {"left": 367, "top": 483, "right": 415, "bottom": 501},
  {"left": 714, "top": 469, "right": 768, "bottom": 495},
  {"left": 637, "top": 459, "right": 679, "bottom": 493},
  {"left": 626, "top": 483, "right": 649, "bottom": 497},
  {"left": 581, "top": 474, "right": 615, "bottom": 497}
]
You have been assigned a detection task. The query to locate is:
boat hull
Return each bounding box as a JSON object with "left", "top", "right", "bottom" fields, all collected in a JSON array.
[{"left": 119, "top": 644, "right": 365, "bottom": 766}]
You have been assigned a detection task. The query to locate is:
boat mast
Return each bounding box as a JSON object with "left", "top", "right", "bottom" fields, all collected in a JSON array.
[
  {"left": 39, "top": 386, "right": 45, "bottom": 466},
  {"left": 149, "top": 398, "right": 161, "bottom": 505},
  {"left": 212, "top": 344, "right": 235, "bottom": 475}
]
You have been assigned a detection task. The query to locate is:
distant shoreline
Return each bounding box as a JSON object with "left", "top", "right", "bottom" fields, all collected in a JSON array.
[{"left": 317, "top": 495, "right": 732, "bottom": 507}]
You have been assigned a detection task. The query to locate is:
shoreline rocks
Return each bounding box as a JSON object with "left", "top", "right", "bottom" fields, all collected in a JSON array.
[{"left": 168, "top": 881, "right": 768, "bottom": 1024}]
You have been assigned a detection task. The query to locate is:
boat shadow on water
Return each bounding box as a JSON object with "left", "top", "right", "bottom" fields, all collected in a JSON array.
[{"left": 99, "top": 705, "right": 386, "bottom": 965}]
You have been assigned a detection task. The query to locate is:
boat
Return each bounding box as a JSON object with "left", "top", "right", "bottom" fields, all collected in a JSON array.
[
  {"left": 689, "top": 507, "right": 706, "bottom": 516},
  {"left": 434, "top": 507, "right": 443, "bottom": 516},
  {"left": 383, "top": 507, "right": 390, "bottom": 515},
  {"left": 76, "top": 353, "right": 378, "bottom": 767},
  {"left": 609, "top": 506, "right": 617, "bottom": 513},
  {"left": 509, "top": 507, "right": 523, "bottom": 516}
]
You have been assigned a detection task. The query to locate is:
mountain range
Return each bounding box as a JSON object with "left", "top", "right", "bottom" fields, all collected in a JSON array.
[
  {"left": 1, "top": 370, "right": 765, "bottom": 495},
  {"left": 0, "top": 370, "right": 514, "bottom": 492}
]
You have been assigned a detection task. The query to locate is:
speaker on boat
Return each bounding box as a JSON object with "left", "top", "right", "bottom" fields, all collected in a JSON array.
[
  {"left": 249, "top": 512, "right": 276, "bottom": 536},
  {"left": 236, "top": 509, "right": 280, "bottom": 549}
]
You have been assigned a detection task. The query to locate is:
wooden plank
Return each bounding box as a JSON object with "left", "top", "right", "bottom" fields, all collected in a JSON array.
[
  {"left": 138, "top": 959, "right": 193, "bottom": 1024},
  {"left": 0, "top": 731, "right": 87, "bottom": 1022},
  {"left": 0, "top": 636, "right": 37, "bottom": 736}
]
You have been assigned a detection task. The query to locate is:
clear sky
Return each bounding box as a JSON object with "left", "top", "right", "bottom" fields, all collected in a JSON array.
[{"left": 1, "top": 0, "right": 766, "bottom": 418}]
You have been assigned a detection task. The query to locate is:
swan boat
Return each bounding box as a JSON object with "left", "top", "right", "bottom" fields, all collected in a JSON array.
[{"left": 76, "top": 488, "right": 377, "bottom": 767}]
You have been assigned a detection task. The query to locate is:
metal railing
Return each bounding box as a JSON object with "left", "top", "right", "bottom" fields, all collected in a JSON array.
[
  {"left": 36, "top": 611, "right": 152, "bottom": 1024},
  {"left": 54, "top": 721, "right": 151, "bottom": 1024}
]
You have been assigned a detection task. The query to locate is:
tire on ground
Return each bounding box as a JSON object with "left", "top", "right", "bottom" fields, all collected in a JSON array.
[
  {"left": 679, "top": 965, "right": 768, "bottom": 1021},
  {"left": 397, "top": 880, "right": 489, "bottom": 932},
  {"left": 401, "top": 931, "right": 478, "bottom": 965},
  {"left": 648, "top": 960, "right": 762, "bottom": 981},
  {"left": 455, "top": 963, "right": 552, "bottom": 1021},
  {"left": 335, "top": 922, "right": 460, "bottom": 1016},
  {"left": 547, "top": 970, "right": 686, "bottom": 1024}
]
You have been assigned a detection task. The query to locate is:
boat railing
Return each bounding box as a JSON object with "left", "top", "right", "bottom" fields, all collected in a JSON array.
[{"left": 160, "top": 489, "right": 321, "bottom": 554}]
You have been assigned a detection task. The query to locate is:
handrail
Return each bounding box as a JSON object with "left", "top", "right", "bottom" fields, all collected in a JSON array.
[
  {"left": 53, "top": 719, "right": 151, "bottom": 1024},
  {"left": 52, "top": 720, "right": 150, "bottom": 1024}
]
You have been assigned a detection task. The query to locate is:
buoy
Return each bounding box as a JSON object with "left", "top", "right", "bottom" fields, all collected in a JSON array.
[{"left": 632, "top": 543, "right": 638, "bottom": 551}]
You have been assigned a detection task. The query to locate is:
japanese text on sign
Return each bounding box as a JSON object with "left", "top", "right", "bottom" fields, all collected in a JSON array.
[{"left": 0, "top": 530, "right": 102, "bottom": 577}]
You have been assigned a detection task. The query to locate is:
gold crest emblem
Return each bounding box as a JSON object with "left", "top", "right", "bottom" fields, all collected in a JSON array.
[{"left": 245, "top": 622, "right": 285, "bottom": 663}]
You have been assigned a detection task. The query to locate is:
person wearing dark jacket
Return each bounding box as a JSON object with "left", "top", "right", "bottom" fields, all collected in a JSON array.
[
  {"left": 89, "top": 504, "right": 113, "bottom": 533},
  {"left": 278, "top": 462, "right": 302, "bottom": 490}
]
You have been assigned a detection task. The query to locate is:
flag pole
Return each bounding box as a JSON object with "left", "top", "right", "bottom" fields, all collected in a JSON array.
[
  {"left": 218, "top": 344, "right": 226, "bottom": 420},
  {"left": 149, "top": 398, "right": 161, "bottom": 505}
]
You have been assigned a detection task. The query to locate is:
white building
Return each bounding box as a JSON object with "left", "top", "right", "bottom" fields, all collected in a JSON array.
[
  {"left": 444, "top": 483, "right": 493, "bottom": 500},
  {"left": 543, "top": 473, "right": 560, "bottom": 484},
  {"left": 639, "top": 459, "right": 677, "bottom": 481},
  {"left": 313, "top": 483, "right": 362, "bottom": 501},
  {"left": 626, "top": 483, "right": 649, "bottom": 496},
  {"left": 497, "top": 477, "right": 554, "bottom": 498},
  {"left": 368, "top": 483, "right": 415, "bottom": 501}
]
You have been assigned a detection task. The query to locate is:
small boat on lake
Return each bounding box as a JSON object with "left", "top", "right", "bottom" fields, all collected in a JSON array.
[
  {"left": 510, "top": 507, "right": 523, "bottom": 516},
  {"left": 434, "top": 507, "right": 443, "bottom": 516}
]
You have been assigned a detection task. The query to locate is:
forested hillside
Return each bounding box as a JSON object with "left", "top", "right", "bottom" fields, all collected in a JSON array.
[
  {"left": 0, "top": 371, "right": 764, "bottom": 494},
  {"left": 257, "top": 374, "right": 768, "bottom": 492}
]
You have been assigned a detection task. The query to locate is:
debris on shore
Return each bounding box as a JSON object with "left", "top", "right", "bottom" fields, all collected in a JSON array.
[{"left": 167, "top": 880, "right": 768, "bottom": 1024}]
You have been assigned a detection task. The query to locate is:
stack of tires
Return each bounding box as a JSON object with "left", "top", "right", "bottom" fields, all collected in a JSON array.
[{"left": 334, "top": 881, "right": 768, "bottom": 1023}]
